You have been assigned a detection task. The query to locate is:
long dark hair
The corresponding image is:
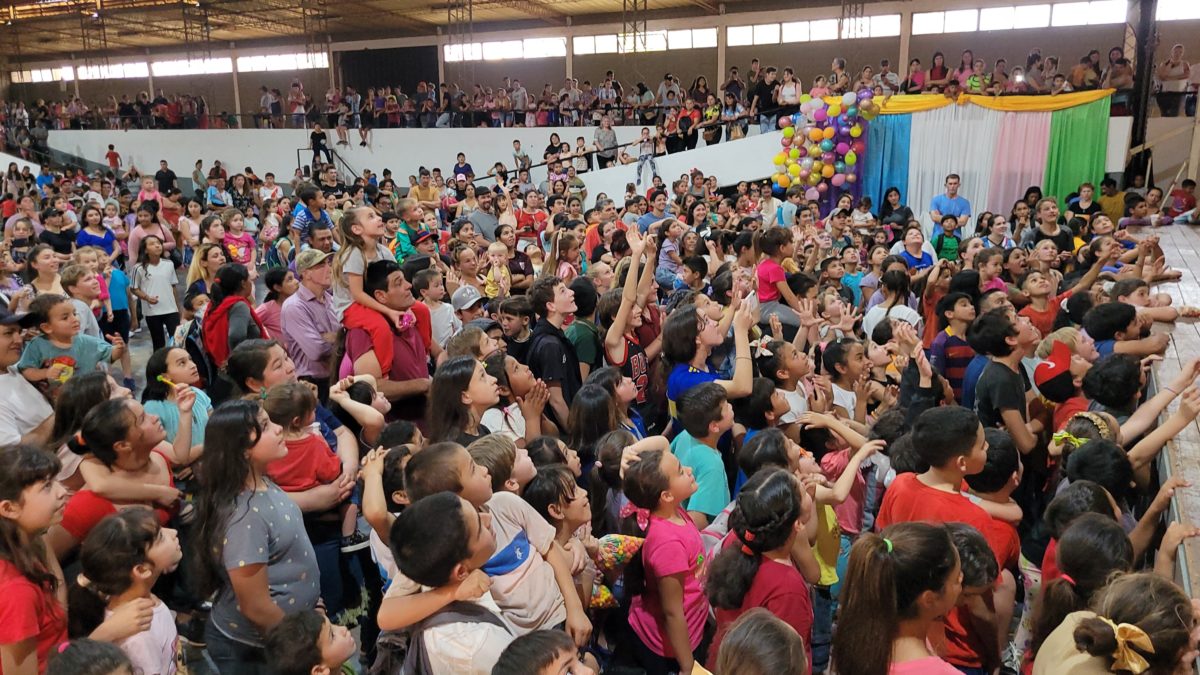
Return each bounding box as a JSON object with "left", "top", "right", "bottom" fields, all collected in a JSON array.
[
  {"left": 662, "top": 303, "right": 700, "bottom": 366},
  {"left": 49, "top": 371, "right": 114, "bottom": 453},
  {"left": 589, "top": 429, "right": 635, "bottom": 537},
  {"left": 209, "top": 263, "right": 250, "bottom": 306},
  {"left": 68, "top": 508, "right": 160, "bottom": 637},
  {"left": 135, "top": 234, "right": 164, "bottom": 274},
  {"left": 832, "top": 522, "right": 959, "bottom": 675},
  {"left": 621, "top": 449, "right": 672, "bottom": 597},
  {"left": 65, "top": 399, "right": 139, "bottom": 468},
  {"left": 566, "top": 383, "right": 621, "bottom": 464},
  {"left": 225, "top": 339, "right": 282, "bottom": 395},
  {"left": 191, "top": 400, "right": 264, "bottom": 598},
  {"left": 879, "top": 187, "right": 902, "bottom": 220},
  {"left": 707, "top": 468, "right": 802, "bottom": 609},
  {"left": 142, "top": 346, "right": 182, "bottom": 403},
  {"left": 427, "top": 356, "right": 479, "bottom": 443},
  {"left": 262, "top": 267, "right": 290, "bottom": 303},
  {"left": 0, "top": 446, "right": 61, "bottom": 590}
]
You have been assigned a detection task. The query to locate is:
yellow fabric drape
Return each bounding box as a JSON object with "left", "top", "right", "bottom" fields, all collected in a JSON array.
[{"left": 820, "top": 89, "right": 1113, "bottom": 115}]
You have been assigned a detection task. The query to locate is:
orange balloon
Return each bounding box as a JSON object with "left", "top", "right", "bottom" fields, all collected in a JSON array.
[
  {"left": 777, "top": 175, "right": 791, "bottom": 188},
  {"left": 821, "top": 165, "right": 835, "bottom": 178},
  {"left": 808, "top": 128, "right": 823, "bottom": 142},
  {"left": 823, "top": 127, "right": 836, "bottom": 140}
]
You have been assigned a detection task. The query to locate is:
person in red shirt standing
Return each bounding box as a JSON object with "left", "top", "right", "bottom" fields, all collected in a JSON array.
[
  {"left": 1166, "top": 179, "right": 1197, "bottom": 217},
  {"left": 104, "top": 144, "right": 121, "bottom": 172}
]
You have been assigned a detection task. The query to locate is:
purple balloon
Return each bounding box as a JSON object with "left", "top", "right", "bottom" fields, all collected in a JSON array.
[
  {"left": 838, "top": 125, "right": 851, "bottom": 136},
  {"left": 858, "top": 88, "right": 874, "bottom": 101},
  {"left": 836, "top": 142, "right": 850, "bottom": 155}
]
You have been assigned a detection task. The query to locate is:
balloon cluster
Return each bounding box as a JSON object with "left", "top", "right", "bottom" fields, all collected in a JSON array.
[{"left": 771, "top": 89, "right": 879, "bottom": 200}]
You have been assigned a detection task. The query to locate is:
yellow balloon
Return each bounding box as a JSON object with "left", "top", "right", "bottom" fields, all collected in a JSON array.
[
  {"left": 808, "top": 128, "right": 823, "bottom": 142},
  {"left": 788, "top": 164, "right": 801, "bottom": 177},
  {"left": 849, "top": 125, "right": 862, "bottom": 138},
  {"left": 789, "top": 148, "right": 801, "bottom": 159},
  {"left": 822, "top": 127, "right": 836, "bottom": 140},
  {"left": 783, "top": 126, "right": 795, "bottom": 138},
  {"left": 811, "top": 160, "right": 823, "bottom": 172},
  {"left": 808, "top": 172, "right": 822, "bottom": 186},
  {"left": 773, "top": 154, "right": 786, "bottom": 165},
  {"left": 828, "top": 104, "right": 841, "bottom": 117},
  {"left": 777, "top": 175, "right": 791, "bottom": 188}
]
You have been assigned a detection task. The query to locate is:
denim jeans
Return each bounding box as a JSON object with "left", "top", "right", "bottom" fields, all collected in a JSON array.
[
  {"left": 635, "top": 154, "right": 658, "bottom": 187},
  {"left": 811, "top": 585, "right": 834, "bottom": 673},
  {"left": 758, "top": 114, "right": 776, "bottom": 135},
  {"left": 205, "top": 622, "right": 270, "bottom": 675}
]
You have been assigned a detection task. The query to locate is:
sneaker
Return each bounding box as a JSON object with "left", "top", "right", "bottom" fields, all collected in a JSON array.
[{"left": 340, "top": 530, "right": 370, "bottom": 553}]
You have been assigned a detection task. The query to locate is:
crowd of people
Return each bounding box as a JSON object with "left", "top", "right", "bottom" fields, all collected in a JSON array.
[{"left": 2, "top": 129, "right": 1200, "bottom": 675}]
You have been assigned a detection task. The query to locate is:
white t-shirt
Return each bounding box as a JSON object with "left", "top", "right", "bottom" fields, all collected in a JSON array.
[
  {"left": 0, "top": 367, "right": 53, "bottom": 445},
  {"left": 132, "top": 260, "right": 179, "bottom": 316},
  {"left": 109, "top": 597, "right": 178, "bottom": 675},
  {"left": 428, "top": 301, "right": 460, "bottom": 348},
  {"left": 778, "top": 386, "right": 809, "bottom": 425},
  {"left": 480, "top": 402, "right": 526, "bottom": 444},
  {"left": 258, "top": 184, "right": 282, "bottom": 202},
  {"left": 422, "top": 592, "right": 514, "bottom": 675},
  {"left": 831, "top": 383, "right": 857, "bottom": 418},
  {"left": 862, "top": 303, "right": 924, "bottom": 342}
]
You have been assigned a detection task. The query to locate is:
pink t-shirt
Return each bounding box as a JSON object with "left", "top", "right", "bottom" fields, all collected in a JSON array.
[
  {"left": 222, "top": 231, "right": 255, "bottom": 265},
  {"left": 981, "top": 276, "right": 1008, "bottom": 294},
  {"left": 628, "top": 509, "right": 709, "bottom": 659},
  {"left": 756, "top": 258, "right": 787, "bottom": 303},
  {"left": 820, "top": 448, "right": 867, "bottom": 536},
  {"left": 891, "top": 656, "right": 962, "bottom": 674}
]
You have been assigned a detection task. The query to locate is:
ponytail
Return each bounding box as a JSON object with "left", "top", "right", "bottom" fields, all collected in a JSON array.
[
  {"left": 620, "top": 450, "right": 670, "bottom": 597},
  {"left": 1071, "top": 573, "right": 1192, "bottom": 673}
]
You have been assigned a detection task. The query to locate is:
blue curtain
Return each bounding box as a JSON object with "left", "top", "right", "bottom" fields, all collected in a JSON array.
[{"left": 861, "top": 113, "right": 912, "bottom": 212}]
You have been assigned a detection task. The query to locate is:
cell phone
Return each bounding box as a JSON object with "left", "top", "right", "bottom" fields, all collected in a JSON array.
[{"left": 1015, "top": 73, "right": 1025, "bottom": 83}]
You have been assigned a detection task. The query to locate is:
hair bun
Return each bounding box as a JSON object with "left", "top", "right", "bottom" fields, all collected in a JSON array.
[{"left": 66, "top": 431, "right": 89, "bottom": 455}]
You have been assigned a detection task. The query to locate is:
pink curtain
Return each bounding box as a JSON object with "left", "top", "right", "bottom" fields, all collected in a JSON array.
[{"left": 987, "top": 111, "right": 1052, "bottom": 217}]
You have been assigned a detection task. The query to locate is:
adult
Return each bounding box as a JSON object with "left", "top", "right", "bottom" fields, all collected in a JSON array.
[
  {"left": 185, "top": 242, "right": 227, "bottom": 297},
  {"left": 202, "top": 264, "right": 266, "bottom": 371},
  {"left": 515, "top": 190, "right": 549, "bottom": 246},
  {"left": 255, "top": 267, "right": 299, "bottom": 338},
  {"left": 496, "top": 223, "right": 535, "bottom": 292},
  {"left": 341, "top": 259, "right": 432, "bottom": 422},
  {"left": 1065, "top": 182, "right": 1103, "bottom": 226},
  {"left": 0, "top": 308, "right": 53, "bottom": 446},
  {"left": 594, "top": 116, "right": 618, "bottom": 169},
  {"left": 153, "top": 159, "right": 177, "bottom": 194},
  {"left": 278, "top": 249, "right": 339, "bottom": 404},
  {"left": 9, "top": 244, "right": 64, "bottom": 314},
  {"left": 527, "top": 275, "right": 581, "bottom": 431},
  {"left": 879, "top": 187, "right": 914, "bottom": 229},
  {"left": 874, "top": 59, "right": 902, "bottom": 95},
  {"left": 749, "top": 66, "right": 779, "bottom": 134},
  {"left": 408, "top": 169, "right": 441, "bottom": 212},
  {"left": 468, "top": 189, "right": 500, "bottom": 243},
  {"left": 638, "top": 189, "right": 670, "bottom": 234},
  {"left": 1155, "top": 44, "right": 1190, "bottom": 117},
  {"left": 928, "top": 173, "right": 971, "bottom": 237},
  {"left": 4, "top": 195, "right": 40, "bottom": 238}
]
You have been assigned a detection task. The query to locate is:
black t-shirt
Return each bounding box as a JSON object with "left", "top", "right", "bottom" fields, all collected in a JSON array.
[
  {"left": 154, "top": 169, "right": 177, "bottom": 194},
  {"left": 38, "top": 228, "right": 75, "bottom": 255},
  {"left": 750, "top": 80, "right": 778, "bottom": 111},
  {"left": 974, "top": 360, "right": 1027, "bottom": 429},
  {"left": 310, "top": 130, "right": 328, "bottom": 149},
  {"left": 506, "top": 251, "right": 535, "bottom": 280},
  {"left": 320, "top": 181, "right": 346, "bottom": 200},
  {"left": 1031, "top": 227, "right": 1074, "bottom": 255},
  {"left": 528, "top": 319, "right": 582, "bottom": 424}
]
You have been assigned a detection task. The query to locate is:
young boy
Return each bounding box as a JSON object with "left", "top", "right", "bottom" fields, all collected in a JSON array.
[
  {"left": 413, "top": 268, "right": 458, "bottom": 349},
  {"left": 18, "top": 293, "right": 125, "bottom": 393},
  {"left": 1016, "top": 248, "right": 1112, "bottom": 338},
  {"left": 564, "top": 278, "right": 602, "bottom": 380},
  {"left": 966, "top": 308, "right": 1043, "bottom": 455},
  {"left": 1167, "top": 178, "right": 1197, "bottom": 218},
  {"left": 929, "top": 291, "right": 977, "bottom": 401},
  {"left": 382, "top": 442, "right": 590, "bottom": 647},
  {"left": 1081, "top": 301, "right": 1169, "bottom": 358},
  {"left": 818, "top": 256, "right": 854, "bottom": 305},
  {"left": 931, "top": 214, "right": 961, "bottom": 261},
  {"left": 61, "top": 264, "right": 103, "bottom": 339},
  {"left": 264, "top": 610, "right": 358, "bottom": 675},
  {"left": 468, "top": 435, "right": 536, "bottom": 495},
  {"left": 497, "top": 295, "right": 534, "bottom": 364},
  {"left": 840, "top": 247, "right": 864, "bottom": 306},
  {"left": 671, "top": 382, "right": 734, "bottom": 528},
  {"left": 483, "top": 241, "right": 512, "bottom": 300},
  {"left": 493, "top": 630, "right": 595, "bottom": 675},
  {"left": 673, "top": 256, "right": 709, "bottom": 293},
  {"left": 875, "top": 406, "right": 1020, "bottom": 674},
  {"left": 291, "top": 186, "right": 333, "bottom": 245},
  {"left": 1034, "top": 339, "right": 1094, "bottom": 432},
  {"left": 388, "top": 491, "right": 514, "bottom": 674},
  {"left": 452, "top": 285, "right": 486, "bottom": 325},
  {"left": 780, "top": 185, "right": 804, "bottom": 228}
]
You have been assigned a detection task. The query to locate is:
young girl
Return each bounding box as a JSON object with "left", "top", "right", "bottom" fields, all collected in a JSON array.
[
  {"left": 331, "top": 206, "right": 399, "bottom": 327},
  {"left": 46, "top": 639, "right": 133, "bottom": 675},
  {"left": 755, "top": 335, "right": 816, "bottom": 440},
  {"left": 810, "top": 75, "right": 831, "bottom": 98},
  {"left": 220, "top": 207, "right": 257, "bottom": 280},
  {"left": 73, "top": 247, "right": 112, "bottom": 326},
  {"left": 654, "top": 218, "right": 684, "bottom": 290},
  {"left": 68, "top": 509, "right": 182, "bottom": 675},
  {"left": 586, "top": 366, "right": 647, "bottom": 440},
  {"left": 481, "top": 351, "right": 548, "bottom": 446},
  {"left": 136, "top": 176, "right": 161, "bottom": 210},
  {"left": 707, "top": 467, "right": 814, "bottom": 669},
  {"left": 0, "top": 445, "right": 69, "bottom": 675},
  {"left": 142, "top": 346, "right": 213, "bottom": 453},
  {"left": 75, "top": 206, "right": 117, "bottom": 265},
  {"left": 192, "top": 400, "right": 320, "bottom": 672},
  {"left": 178, "top": 198, "right": 205, "bottom": 253},
  {"left": 756, "top": 228, "right": 807, "bottom": 329},
  {"left": 198, "top": 215, "right": 225, "bottom": 247},
  {"left": 130, "top": 236, "right": 180, "bottom": 353},
  {"left": 713, "top": 609, "right": 809, "bottom": 675},
  {"left": 542, "top": 231, "right": 581, "bottom": 282},
  {"left": 832, "top": 522, "right": 964, "bottom": 674},
  {"left": 427, "top": 355, "right": 500, "bottom": 445}
]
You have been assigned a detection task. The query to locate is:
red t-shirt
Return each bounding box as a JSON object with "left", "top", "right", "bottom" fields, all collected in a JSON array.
[
  {"left": 710, "top": 553, "right": 813, "bottom": 669},
  {"left": 267, "top": 431, "right": 342, "bottom": 492},
  {"left": 515, "top": 208, "right": 548, "bottom": 241},
  {"left": 1052, "top": 395, "right": 1090, "bottom": 433},
  {"left": 1018, "top": 290, "right": 1072, "bottom": 340},
  {"left": 61, "top": 490, "right": 174, "bottom": 542},
  {"left": 0, "top": 560, "right": 66, "bottom": 674},
  {"left": 1041, "top": 538, "right": 1061, "bottom": 583}
]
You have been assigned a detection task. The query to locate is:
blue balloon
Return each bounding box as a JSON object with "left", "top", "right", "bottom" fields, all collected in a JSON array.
[
  {"left": 820, "top": 139, "right": 834, "bottom": 152},
  {"left": 834, "top": 161, "right": 847, "bottom": 173}
]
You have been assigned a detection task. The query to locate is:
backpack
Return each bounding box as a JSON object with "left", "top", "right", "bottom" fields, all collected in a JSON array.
[
  {"left": 369, "top": 601, "right": 509, "bottom": 675},
  {"left": 181, "top": 314, "right": 219, "bottom": 394},
  {"left": 264, "top": 238, "right": 292, "bottom": 271}
]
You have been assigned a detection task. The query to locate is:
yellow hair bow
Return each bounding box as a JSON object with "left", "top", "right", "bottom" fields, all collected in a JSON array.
[
  {"left": 1097, "top": 616, "right": 1155, "bottom": 674},
  {"left": 1051, "top": 430, "right": 1086, "bottom": 449}
]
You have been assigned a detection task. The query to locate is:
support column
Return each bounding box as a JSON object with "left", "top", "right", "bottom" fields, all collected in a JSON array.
[
  {"left": 898, "top": 10, "right": 912, "bottom": 77},
  {"left": 70, "top": 55, "right": 80, "bottom": 99},
  {"left": 565, "top": 23, "right": 574, "bottom": 81},
  {"left": 326, "top": 38, "right": 335, "bottom": 89},
  {"left": 716, "top": 8, "right": 726, "bottom": 91},
  {"left": 436, "top": 27, "right": 446, "bottom": 84},
  {"left": 146, "top": 48, "right": 154, "bottom": 96},
  {"left": 1127, "top": 0, "right": 1158, "bottom": 182},
  {"left": 230, "top": 42, "right": 242, "bottom": 117}
]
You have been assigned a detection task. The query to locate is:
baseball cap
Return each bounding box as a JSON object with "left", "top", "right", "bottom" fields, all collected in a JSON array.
[
  {"left": 411, "top": 230, "right": 435, "bottom": 246},
  {"left": 295, "top": 248, "right": 331, "bottom": 273},
  {"left": 1034, "top": 340, "right": 1077, "bottom": 403},
  {"left": 0, "top": 307, "right": 35, "bottom": 328},
  {"left": 451, "top": 285, "right": 485, "bottom": 311},
  {"left": 455, "top": 174, "right": 468, "bottom": 182}
]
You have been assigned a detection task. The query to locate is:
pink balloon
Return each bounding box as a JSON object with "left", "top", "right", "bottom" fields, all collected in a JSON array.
[
  {"left": 799, "top": 169, "right": 810, "bottom": 179},
  {"left": 781, "top": 137, "right": 792, "bottom": 147},
  {"left": 831, "top": 173, "right": 846, "bottom": 187},
  {"left": 795, "top": 145, "right": 807, "bottom": 158},
  {"left": 836, "top": 142, "right": 850, "bottom": 155},
  {"left": 778, "top": 116, "right": 793, "bottom": 128},
  {"left": 816, "top": 182, "right": 828, "bottom": 193},
  {"left": 805, "top": 187, "right": 820, "bottom": 200},
  {"left": 813, "top": 109, "right": 828, "bottom": 123},
  {"left": 845, "top": 173, "right": 857, "bottom": 184}
]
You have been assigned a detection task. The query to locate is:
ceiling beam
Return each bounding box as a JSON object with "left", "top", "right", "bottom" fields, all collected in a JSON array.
[
  {"left": 689, "top": 0, "right": 719, "bottom": 12},
  {"left": 427, "top": 0, "right": 567, "bottom": 25}
]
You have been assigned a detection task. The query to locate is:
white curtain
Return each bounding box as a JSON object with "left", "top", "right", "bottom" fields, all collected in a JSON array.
[{"left": 907, "top": 104, "right": 1004, "bottom": 238}]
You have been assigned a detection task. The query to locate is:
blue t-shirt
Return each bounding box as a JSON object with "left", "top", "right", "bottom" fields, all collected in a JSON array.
[
  {"left": 108, "top": 269, "right": 130, "bottom": 311},
  {"left": 667, "top": 363, "right": 719, "bottom": 420},
  {"left": 930, "top": 194, "right": 972, "bottom": 236},
  {"left": 637, "top": 211, "right": 665, "bottom": 234},
  {"left": 899, "top": 249, "right": 934, "bottom": 272},
  {"left": 1095, "top": 339, "right": 1117, "bottom": 357},
  {"left": 17, "top": 334, "right": 113, "bottom": 382},
  {"left": 671, "top": 430, "right": 728, "bottom": 518},
  {"left": 959, "top": 354, "right": 990, "bottom": 411},
  {"left": 842, "top": 271, "right": 864, "bottom": 305},
  {"left": 144, "top": 388, "right": 213, "bottom": 448},
  {"left": 76, "top": 228, "right": 115, "bottom": 255}
]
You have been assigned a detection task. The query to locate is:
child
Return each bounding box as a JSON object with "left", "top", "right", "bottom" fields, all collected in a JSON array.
[
  {"left": 263, "top": 610, "right": 358, "bottom": 675},
  {"left": 483, "top": 240, "right": 512, "bottom": 299},
  {"left": 413, "top": 268, "right": 458, "bottom": 349},
  {"left": 221, "top": 207, "right": 257, "bottom": 281},
  {"left": 932, "top": 213, "right": 961, "bottom": 261},
  {"left": 1081, "top": 301, "right": 1169, "bottom": 358},
  {"left": 68, "top": 509, "right": 183, "bottom": 675},
  {"left": 671, "top": 382, "right": 734, "bottom": 528},
  {"left": 634, "top": 127, "right": 658, "bottom": 189},
  {"left": 928, "top": 291, "right": 977, "bottom": 401},
  {"left": 1016, "top": 252, "right": 1111, "bottom": 338},
  {"left": 851, "top": 196, "right": 875, "bottom": 228},
  {"left": 73, "top": 248, "right": 112, "bottom": 326},
  {"left": 467, "top": 434, "right": 536, "bottom": 495},
  {"left": 428, "top": 355, "right": 501, "bottom": 445},
  {"left": 38, "top": 208, "right": 75, "bottom": 262},
  {"left": 8, "top": 218, "right": 34, "bottom": 264},
  {"left": 18, "top": 294, "right": 125, "bottom": 392},
  {"left": 523, "top": 465, "right": 596, "bottom": 610},
  {"left": 706, "top": 467, "right": 814, "bottom": 669},
  {"left": 46, "top": 639, "right": 133, "bottom": 675},
  {"left": 497, "top": 295, "right": 534, "bottom": 363},
  {"left": 655, "top": 218, "right": 684, "bottom": 290},
  {"left": 623, "top": 449, "right": 709, "bottom": 674},
  {"left": 966, "top": 308, "right": 1042, "bottom": 454},
  {"left": 482, "top": 351, "right": 548, "bottom": 446},
  {"left": 673, "top": 256, "right": 709, "bottom": 294},
  {"left": 263, "top": 382, "right": 366, "bottom": 552},
  {"left": 542, "top": 231, "right": 581, "bottom": 282},
  {"left": 360, "top": 444, "right": 414, "bottom": 582},
  {"left": 135, "top": 176, "right": 160, "bottom": 209},
  {"left": 712, "top": 609, "right": 808, "bottom": 675},
  {"left": 822, "top": 338, "right": 870, "bottom": 426},
  {"left": 331, "top": 206, "right": 399, "bottom": 328},
  {"left": 0, "top": 446, "right": 69, "bottom": 674},
  {"left": 840, "top": 247, "right": 865, "bottom": 306},
  {"left": 61, "top": 264, "right": 103, "bottom": 339},
  {"left": 756, "top": 228, "right": 807, "bottom": 329},
  {"left": 492, "top": 630, "right": 595, "bottom": 675},
  {"left": 831, "top": 522, "right": 963, "bottom": 674},
  {"left": 130, "top": 235, "right": 180, "bottom": 353}
]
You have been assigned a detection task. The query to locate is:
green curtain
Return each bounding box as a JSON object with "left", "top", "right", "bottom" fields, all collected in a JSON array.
[{"left": 1042, "top": 97, "right": 1112, "bottom": 208}]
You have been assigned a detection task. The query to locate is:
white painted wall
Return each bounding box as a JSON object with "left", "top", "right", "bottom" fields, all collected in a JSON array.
[{"left": 0, "top": 151, "right": 42, "bottom": 175}]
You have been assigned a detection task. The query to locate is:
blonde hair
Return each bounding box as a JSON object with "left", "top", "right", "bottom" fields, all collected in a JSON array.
[
  {"left": 71, "top": 246, "right": 103, "bottom": 265},
  {"left": 332, "top": 206, "right": 372, "bottom": 289},
  {"left": 187, "top": 242, "right": 225, "bottom": 286},
  {"left": 1036, "top": 327, "right": 1080, "bottom": 359},
  {"left": 487, "top": 241, "right": 507, "bottom": 256},
  {"left": 467, "top": 435, "right": 517, "bottom": 492}
]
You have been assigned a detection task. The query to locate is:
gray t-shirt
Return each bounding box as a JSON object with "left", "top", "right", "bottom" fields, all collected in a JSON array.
[
  {"left": 594, "top": 127, "right": 618, "bottom": 158},
  {"left": 469, "top": 209, "right": 501, "bottom": 243},
  {"left": 72, "top": 298, "right": 101, "bottom": 339},
  {"left": 210, "top": 480, "right": 320, "bottom": 647},
  {"left": 331, "top": 242, "right": 394, "bottom": 320}
]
